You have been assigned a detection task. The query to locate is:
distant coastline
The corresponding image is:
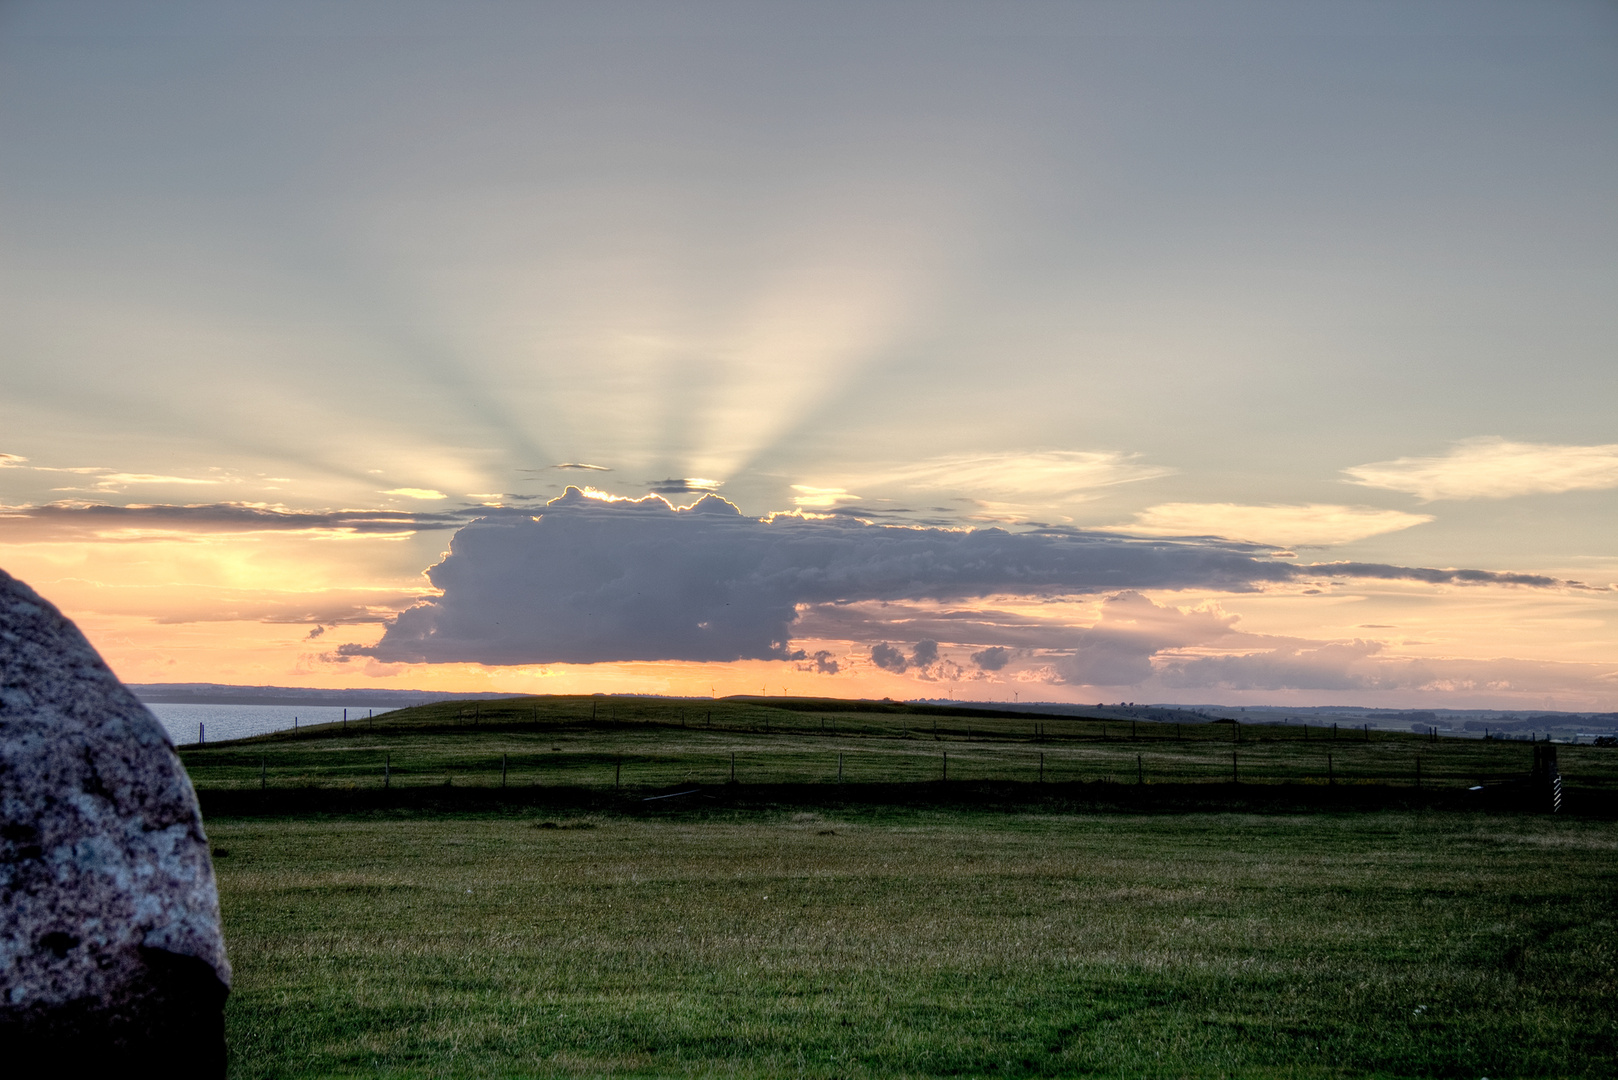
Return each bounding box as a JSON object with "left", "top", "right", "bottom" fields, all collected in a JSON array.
[
  {"left": 129, "top": 683, "right": 524, "bottom": 709},
  {"left": 127, "top": 683, "right": 1618, "bottom": 735}
]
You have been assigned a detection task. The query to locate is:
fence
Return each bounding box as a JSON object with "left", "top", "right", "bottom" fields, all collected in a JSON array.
[{"left": 187, "top": 740, "right": 1605, "bottom": 802}]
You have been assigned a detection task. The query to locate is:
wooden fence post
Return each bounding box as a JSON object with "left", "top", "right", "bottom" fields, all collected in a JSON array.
[
  {"left": 942, "top": 751, "right": 948, "bottom": 781},
  {"left": 501, "top": 753, "right": 508, "bottom": 788},
  {"left": 260, "top": 757, "right": 266, "bottom": 791},
  {"left": 838, "top": 753, "right": 843, "bottom": 783},
  {"left": 615, "top": 755, "right": 622, "bottom": 789}
]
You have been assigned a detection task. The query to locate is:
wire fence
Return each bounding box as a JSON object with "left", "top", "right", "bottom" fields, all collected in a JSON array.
[{"left": 185, "top": 740, "right": 1613, "bottom": 795}]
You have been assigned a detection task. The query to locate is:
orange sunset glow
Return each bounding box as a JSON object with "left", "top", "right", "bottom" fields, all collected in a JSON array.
[{"left": 1, "top": 3, "right": 1614, "bottom": 712}]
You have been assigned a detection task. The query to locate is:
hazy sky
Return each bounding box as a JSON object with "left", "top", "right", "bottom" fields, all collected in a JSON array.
[{"left": 2, "top": 1, "right": 1615, "bottom": 707}]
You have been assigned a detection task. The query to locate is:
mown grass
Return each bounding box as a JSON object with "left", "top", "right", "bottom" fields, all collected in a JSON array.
[
  {"left": 194, "top": 698, "right": 1618, "bottom": 1076},
  {"left": 211, "top": 805, "right": 1618, "bottom": 1078}
]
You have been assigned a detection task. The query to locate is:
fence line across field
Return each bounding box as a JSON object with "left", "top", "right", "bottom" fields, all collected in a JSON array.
[{"left": 224, "top": 743, "right": 1568, "bottom": 793}]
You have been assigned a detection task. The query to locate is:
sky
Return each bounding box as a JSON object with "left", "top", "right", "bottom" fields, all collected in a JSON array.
[{"left": 1, "top": 0, "right": 1615, "bottom": 708}]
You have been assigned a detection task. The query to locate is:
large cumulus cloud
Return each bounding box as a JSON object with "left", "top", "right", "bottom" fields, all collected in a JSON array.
[
  {"left": 357, "top": 487, "right": 1311, "bottom": 664},
  {"left": 355, "top": 488, "right": 1576, "bottom": 666}
]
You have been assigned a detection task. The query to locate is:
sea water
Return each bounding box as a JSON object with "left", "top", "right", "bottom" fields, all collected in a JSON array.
[{"left": 146, "top": 702, "right": 397, "bottom": 746}]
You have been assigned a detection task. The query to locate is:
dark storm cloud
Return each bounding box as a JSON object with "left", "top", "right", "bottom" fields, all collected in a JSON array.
[
  {"left": 910, "top": 640, "right": 939, "bottom": 667},
  {"left": 350, "top": 487, "right": 1576, "bottom": 667}
]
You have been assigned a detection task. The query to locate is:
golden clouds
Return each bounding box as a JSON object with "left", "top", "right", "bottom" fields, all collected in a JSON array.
[
  {"left": 1118, "top": 503, "right": 1433, "bottom": 547},
  {"left": 1345, "top": 438, "right": 1618, "bottom": 501}
]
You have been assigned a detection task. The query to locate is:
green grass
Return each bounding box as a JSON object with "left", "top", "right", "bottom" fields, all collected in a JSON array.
[
  {"left": 179, "top": 695, "right": 1618, "bottom": 798},
  {"left": 189, "top": 698, "right": 1618, "bottom": 1077},
  {"left": 212, "top": 805, "right": 1618, "bottom": 1078}
]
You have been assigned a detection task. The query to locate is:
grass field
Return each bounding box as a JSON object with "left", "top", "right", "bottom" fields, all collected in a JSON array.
[
  {"left": 179, "top": 695, "right": 1618, "bottom": 801},
  {"left": 187, "top": 698, "right": 1618, "bottom": 1078}
]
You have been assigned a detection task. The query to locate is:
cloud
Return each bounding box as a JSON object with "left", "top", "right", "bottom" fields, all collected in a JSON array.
[
  {"left": 1155, "top": 644, "right": 1618, "bottom": 698},
  {"left": 814, "top": 450, "right": 1172, "bottom": 520},
  {"left": 1160, "top": 640, "right": 1387, "bottom": 691},
  {"left": 884, "top": 451, "right": 1169, "bottom": 497},
  {"left": 1117, "top": 503, "right": 1433, "bottom": 547},
  {"left": 0, "top": 501, "right": 478, "bottom": 539},
  {"left": 798, "top": 649, "right": 840, "bottom": 675},
  {"left": 791, "top": 485, "right": 857, "bottom": 508},
  {"left": 26, "top": 580, "right": 425, "bottom": 625},
  {"left": 383, "top": 487, "right": 448, "bottom": 499},
  {"left": 1309, "top": 562, "right": 1569, "bottom": 588},
  {"left": 9, "top": 462, "right": 231, "bottom": 491},
  {"left": 351, "top": 485, "right": 1580, "bottom": 667},
  {"left": 96, "top": 473, "right": 221, "bottom": 486},
  {"left": 553, "top": 463, "right": 611, "bottom": 471},
  {"left": 1344, "top": 438, "right": 1618, "bottom": 501},
  {"left": 355, "top": 485, "right": 1321, "bottom": 664},
  {"left": 971, "top": 645, "right": 1011, "bottom": 671},
  {"left": 1052, "top": 591, "right": 1239, "bottom": 687},
  {"left": 870, "top": 639, "right": 949, "bottom": 678},
  {"left": 870, "top": 643, "right": 908, "bottom": 672},
  {"left": 797, "top": 590, "right": 1618, "bottom": 700},
  {"left": 647, "top": 477, "right": 723, "bottom": 495}
]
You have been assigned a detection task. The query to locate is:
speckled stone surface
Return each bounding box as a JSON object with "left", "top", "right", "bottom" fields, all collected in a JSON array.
[{"left": 0, "top": 569, "right": 229, "bottom": 1073}]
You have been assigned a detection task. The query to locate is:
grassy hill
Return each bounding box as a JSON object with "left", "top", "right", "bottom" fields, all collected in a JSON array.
[{"left": 179, "top": 693, "right": 1617, "bottom": 813}]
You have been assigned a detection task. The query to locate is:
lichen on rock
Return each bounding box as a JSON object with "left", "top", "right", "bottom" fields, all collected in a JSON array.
[{"left": 0, "top": 569, "right": 229, "bottom": 1074}]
